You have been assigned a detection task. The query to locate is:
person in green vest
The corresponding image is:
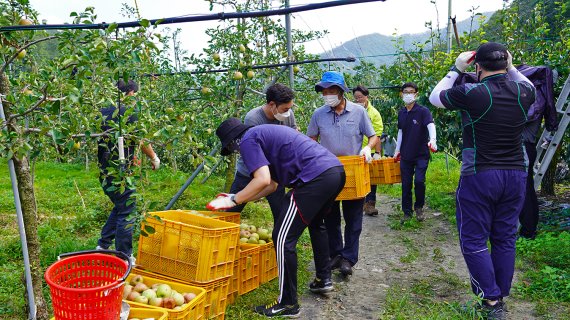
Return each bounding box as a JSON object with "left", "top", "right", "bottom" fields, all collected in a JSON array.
[{"left": 353, "top": 85, "right": 384, "bottom": 216}]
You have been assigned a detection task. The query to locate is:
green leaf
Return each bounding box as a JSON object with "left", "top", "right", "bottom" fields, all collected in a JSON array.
[
  {"left": 139, "top": 19, "right": 150, "bottom": 28},
  {"left": 144, "top": 225, "right": 156, "bottom": 234},
  {"left": 107, "top": 23, "right": 118, "bottom": 33}
]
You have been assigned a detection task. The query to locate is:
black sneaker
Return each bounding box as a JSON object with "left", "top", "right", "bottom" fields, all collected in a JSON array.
[
  {"left": 415, "top": 207, "right": 425, "bottom": 221},
  {"left": 309, "top": 278, "right": 333, "bottom": 294},
  {"left": 330, "top": 255, "right": 342, "bottom": 270},
  {"left": 483, "top": 301, "right": 507, "bottom": 320},
  {"left": 339, "top": 258, "right": 353, "bottom": 276},
  {"left": 254, "top": 300, "right": 300, "bottom": 318}
]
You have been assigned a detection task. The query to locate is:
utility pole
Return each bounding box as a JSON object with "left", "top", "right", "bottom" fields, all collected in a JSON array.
[
  {"left": 285, "top": 0, "right": 294, "bottom": 88},
  {"left": 446, "top": 0, "right": 452, "bottom": 53}
]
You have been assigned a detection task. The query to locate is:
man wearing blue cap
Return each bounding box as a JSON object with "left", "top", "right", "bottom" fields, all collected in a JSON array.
[
  {"left": 307, "top": 71, "right": 379, "bottom": 277},
  {"left": 429, "top": 42, "right": 535, "bottom": 319}
]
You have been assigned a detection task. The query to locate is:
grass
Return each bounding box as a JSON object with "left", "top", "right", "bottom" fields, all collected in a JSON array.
[
  {"left": 2, "top": 154, "right": 570, "bottom": 319},
  {"left": 0, "top": 160, "right": 312, "bottom": 319}
]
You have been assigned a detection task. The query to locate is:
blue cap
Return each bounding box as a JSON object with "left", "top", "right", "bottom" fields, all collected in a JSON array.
[{"left": 315, "top": 71, "right": 349, "bottom": 93}]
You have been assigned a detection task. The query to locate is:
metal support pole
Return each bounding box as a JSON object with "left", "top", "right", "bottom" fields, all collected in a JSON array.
[
  {"left": 445, "top": 152, "right": 449, "bottom": 174},
  {"left": 446, "top": 0, "right": 452, "bottom": 53},
  {"left": 285, "top": 0, "right": 294, "bottom": 88},
  {"left": 165, "top": 146, "right": 219, "bottom": 210},
  {"left": 0, "top": 99, "right": 37, "bottom": 320},
  {"left": 201, "top": 157, "right": 224, "bottom": 184}
]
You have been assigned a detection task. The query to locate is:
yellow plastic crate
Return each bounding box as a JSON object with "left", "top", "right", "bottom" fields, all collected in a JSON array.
[
  {"left": 181, "top": 210, "right": 241, "bottom": 225},
  {"left": 137, "top": 211, "right": 239, "bottom": 283},
  {"left": 228, "top": 254, "right": 239, "bottom": 305},
  {"left": 128, "top": 308, "right": 168, "bottom": 320},
  {"left": 336, "top": 155, "right": 371, "bottom": 200},
  {"left": 369, "top": 158, "right": 401, "bottom": 184},
  {"left": 258, "top": 241, "right": 278, "bottom": 284},
  {"left": 124, "top": 273, "right": 206, "bottom": 320},
  {"left": 237, "top": 244, "right": 261, "bottom": 295},
  {"left": 133, "top": 267, "right": 230, "bottom": 320}
]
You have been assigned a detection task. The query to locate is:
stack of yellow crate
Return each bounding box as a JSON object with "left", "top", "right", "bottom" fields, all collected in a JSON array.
[{"left": 135, "top": 210, "right": 240, "bottom": 319}]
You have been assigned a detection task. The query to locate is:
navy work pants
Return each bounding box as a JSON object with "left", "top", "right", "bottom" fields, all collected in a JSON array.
[
  {"left": 228, "top": 172, "right": 284, "bottom": 223},
  {"left": 325, "top": 198, "right": 365, "bottom": 265},
  {"left": 98, "top": 178, "right": 136, "bottom": 256},
  {"left": 456, "top": 170, "right": 527, "bottom": 300},
  {"left": 400, "top": 159, "right": 429, "bottom": 215}
]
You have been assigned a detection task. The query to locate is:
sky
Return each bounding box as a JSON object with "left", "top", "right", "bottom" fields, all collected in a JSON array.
[{"left": 28, "top": 0, "right": 507, "bottom": 56}]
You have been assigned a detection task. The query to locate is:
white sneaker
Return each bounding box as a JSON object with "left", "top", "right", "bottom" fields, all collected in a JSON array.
[
  {"left": 95, "top": 245, "right": 104, "bottom": 250},
  {"left": 129, "top": 255, "right": 136, "bottom": 266}
]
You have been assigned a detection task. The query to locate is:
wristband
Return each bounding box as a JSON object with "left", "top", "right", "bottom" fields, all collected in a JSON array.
[{"left": 449, "top": 65, "right": 462, "bottom": 74}]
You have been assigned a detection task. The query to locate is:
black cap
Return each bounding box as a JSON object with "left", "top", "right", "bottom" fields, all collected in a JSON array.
[
  {"left": 216, "top": 118, "right": 252, "bottom": 156},
  {"left": 474, "top": 42, "right": 508, "bottom": 63}
]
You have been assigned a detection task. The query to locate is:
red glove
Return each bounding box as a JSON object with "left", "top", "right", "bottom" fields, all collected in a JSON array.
[
  {"left": 206, "top": 193, "right": 237, "bottom": 211},
  {"left": 394, "top": 152, "right": 401, "bottom": 162},
  {"left": 428, "top": 140, "right": 437, "bottom": 153}
]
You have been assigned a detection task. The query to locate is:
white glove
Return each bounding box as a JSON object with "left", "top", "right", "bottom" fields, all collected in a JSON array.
[
  {"left": 428, "top": 140, "right": 437, "bottom": 152},
  {"left": 507, "top": 50, "right": 514, "bottom": 70},
  {"left": 206, "top": 193, "right": 237, "bottom": 211},
  {"left": 359, "top": 146, "right": 372, "bottom": 163},
  {"left": 541, "top": 136, "right": 552, "bottom": 149},
  {"left": 455, "top": 51, "right": 476, "bottom": 72},
  {"left": 372, "top": 153, "right": 382, "bottom": 160},
  {"left": 150, "top": 155, "right": 160, "bottom": 170}
]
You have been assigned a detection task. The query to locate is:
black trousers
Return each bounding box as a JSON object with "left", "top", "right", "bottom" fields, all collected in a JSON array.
[
  {"left": 273, "top": 166, "right": 345, "bottom": 305},
  {"left": 519, "top": 142, "right": 539, "bottom": 238}
]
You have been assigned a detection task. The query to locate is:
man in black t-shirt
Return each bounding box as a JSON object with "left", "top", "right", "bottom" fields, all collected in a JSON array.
[
  {"left": 429, "top": 42, "right": 535, "bottom": 319},
  {"left": 96, "top": 80, "right": 160, "bottom": 260}
]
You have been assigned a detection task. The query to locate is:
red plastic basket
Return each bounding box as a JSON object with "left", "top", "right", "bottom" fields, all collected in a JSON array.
[{"left": 45, "top": 250, "right": 131, "bottom": 320}]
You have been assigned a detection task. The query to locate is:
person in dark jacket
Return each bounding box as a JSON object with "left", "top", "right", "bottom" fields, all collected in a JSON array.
[
  {"left": 97, "top": 80, "right": 160, "bottom": 261},
  {"left": 518, "top": 65, "right": 558, "bottom": 239}
]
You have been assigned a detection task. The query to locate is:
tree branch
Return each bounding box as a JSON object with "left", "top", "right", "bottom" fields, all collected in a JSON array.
[
  {"left": 0, "top": 35, "right": 58, "bottom": 75},
  {"left": 8, "top": 84, "right": 49, "bottom": 121},
  {"left": 24, "top": 128, "right": 113, "bottom": 138}
]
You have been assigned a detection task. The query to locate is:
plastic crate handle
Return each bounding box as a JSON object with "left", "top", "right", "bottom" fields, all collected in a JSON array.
[{"left": 58, "top": 249, "right": 133, "bottom": 282}]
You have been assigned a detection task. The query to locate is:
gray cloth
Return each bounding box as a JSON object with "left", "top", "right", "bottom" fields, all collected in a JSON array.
[
  {"left": 307, "top": 100, "right": 375, "bottom": 156},
  {"left": 236, "top": 106, "right": 297, "bottom": 175}
]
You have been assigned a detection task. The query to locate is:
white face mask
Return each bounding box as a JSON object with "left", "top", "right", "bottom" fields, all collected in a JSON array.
[
  {"left": 402, "top": 93, "right": 416, "bottom": 105},
  {"left": 323, "top": 94, "right": 341, "bottom": 107},
  {"left": 274, "top": 109, "right": 291, "bottom": 122}
]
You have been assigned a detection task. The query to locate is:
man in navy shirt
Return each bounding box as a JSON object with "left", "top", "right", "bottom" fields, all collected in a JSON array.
[
  {"left": 429, "top": 42, "right": 535, "bottom": 319},
  {"left": 207, "top": 118, "right": 346, "bottom": 318},
  {"left": 394, "top": 82, "right": 437, "bottom": 222}
]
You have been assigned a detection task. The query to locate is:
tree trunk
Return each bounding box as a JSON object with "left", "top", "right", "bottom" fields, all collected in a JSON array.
[
  {"left": 1, "top": 72, "right": 49, "bottom": 319},
  {"left": 541, "top": 143, "right": 561, "bottom": 196}
]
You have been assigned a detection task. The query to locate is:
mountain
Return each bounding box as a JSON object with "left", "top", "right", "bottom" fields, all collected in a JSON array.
[{"left": 319, "top": 12, "right": 494, "bottom": 67}]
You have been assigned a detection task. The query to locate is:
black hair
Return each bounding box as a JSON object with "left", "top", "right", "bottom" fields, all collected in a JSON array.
[
  {"left": 401, "top": 82, "right": 418, "bottom": 92},
  {"left": 266, "top": 83, "right": 295, "bottom": 105},
  {"left": 117, "top": 79, "right": 139, "bottom": 94},
  {"left": 352, "top": 85, "right": 369, "bottom": 96}
]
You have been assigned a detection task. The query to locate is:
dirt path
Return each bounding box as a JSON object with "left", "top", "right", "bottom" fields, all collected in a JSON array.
[{"left": 299, "top": 195, "right": 537, "bottom": 320}]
